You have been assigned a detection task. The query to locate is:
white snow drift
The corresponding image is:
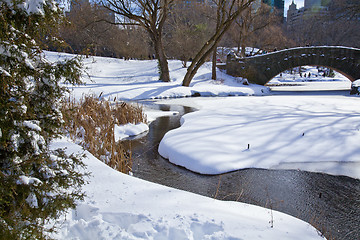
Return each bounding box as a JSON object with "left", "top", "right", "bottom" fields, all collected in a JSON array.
[
  {"left": 50, "top": 137, "right": 323, "bottom": 240},
  {"left": 159, "top": 96, "right": 360, "bottom": 178}
]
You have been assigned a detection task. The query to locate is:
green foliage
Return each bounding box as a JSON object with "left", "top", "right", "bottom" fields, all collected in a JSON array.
[{"left": 0, "top": 0, "right": 87, "bottom": 239}]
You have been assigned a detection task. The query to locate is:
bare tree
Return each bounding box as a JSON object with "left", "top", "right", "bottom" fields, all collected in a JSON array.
[
  {"left": 101, "top": 0, "right": 173, "bottom": 82},
  {"left": 285, "top": 0, "right": 360, "bottom": 48},
  {"left": 59, "top": 1, "right": 151, "bottom": 58},
  {"left": 325, "top": 0, "right": 360, "bottom": 47},
  {"left": 164, "top": 2, "right": 213, "bottom": 68},
  {"left": 289, "top": 0, "right": 360, "bottom": 48},
  {"left": 182, "top": 0, "right": 255, "bottom": 87},
  {"left": 251, "top": 24, "right": 293, "bottom": 51},
  {"left": 229, "top": 3, "right": 281, "bottom": 57},
  {"left": 115, "top": 28, "right": 151, "bottom": 59},
  {"left": 328, "top": 0, "right": 360, "bottom": 19},
  {"left": 60, "top": 1, "right": 109, "bottom": 55}
]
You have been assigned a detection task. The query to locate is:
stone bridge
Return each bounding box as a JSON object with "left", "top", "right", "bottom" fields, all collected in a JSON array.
[{"left": 224, "top": 46, "right": 360, "bottom": 85}]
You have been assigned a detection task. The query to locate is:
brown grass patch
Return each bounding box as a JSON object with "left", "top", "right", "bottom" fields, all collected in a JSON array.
[{"left": 61, "top": 94, "right": 147, "bottom": 174}]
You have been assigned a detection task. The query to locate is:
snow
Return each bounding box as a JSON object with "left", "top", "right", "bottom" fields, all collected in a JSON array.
[
  {"left": 352, "top": 79, "right": 360, "bottom": 87},
  {"left": 145, "top": 109, "right": 179, "bottom": 122},
  {"left": 243, "top": 46, "right": 360, "bottom": 59},
  {"left": 15, "top": 0, "right": 57, "bottom": 15},
  {"left": 158, "top": 96, "right": 360, "bottom": 178},
  {"left": 266, "top": 65, "right": 351, "bottom": 89},
  {"left": 114, "top": 123, "right": 149, "bottom": 141},
  {"left": 23, "top": 120, "right": 41, "bottom": 131},
  {"left": 49, "top": 137, "right": 323, "bottom": 240},
  {"left": 42, "top": 51, "right": 358, "bottom": 239},
  {"left": 44, "top": 51, "right": 269, "bottom": 101},
  {"left": 16, "top": 175, "right": 42, "bottom": 185},
  {"left": 157, "top": 67, "right": 358, "bottom": 178},
  {"left": 0, "top": 66, "right": 11, "bottom": 77},
  {"left": 26, "top": 193, "right": 39, "bottom": 208},
  {"left": 10, "top": 133, "right": 21, "bottom": 152}
]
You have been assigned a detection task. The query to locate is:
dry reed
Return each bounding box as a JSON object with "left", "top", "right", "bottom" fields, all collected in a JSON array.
[{"left": 61, "top": 94, "right": 146, "bottom": 174}]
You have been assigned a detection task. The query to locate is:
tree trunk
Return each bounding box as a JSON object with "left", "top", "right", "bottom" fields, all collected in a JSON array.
[
  {"left": 153, "top": 36, "right": 170, "bottom": 82},
  {"left": 183, "top": 58, "right": 207, "bottom": 86},
  {"left": 182, "top": 22, "right": 234, "bottom": 86},
  {"left": 241, "top": 42, "right": 246, "bottom": 57},
  {"left": 240, "top": 23, "right": 247, "bottom": 57},
  {"left": 211, "top": 46, "right": 217, "bottom": 80},
  {"left": 183, "top": 39, "right": 219, "bottom": 86},
  {"left": 182, "top": 0, "right": 254, "bottom": 87}
]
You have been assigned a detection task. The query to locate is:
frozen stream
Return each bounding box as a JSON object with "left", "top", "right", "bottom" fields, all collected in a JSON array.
[{"left": 128, "top": 97, "right": 360, "bottom": 240}]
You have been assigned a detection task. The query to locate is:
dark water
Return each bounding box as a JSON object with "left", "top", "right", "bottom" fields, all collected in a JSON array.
[{"left": 128, "top": 102, "right": 360, "bottom": 240}]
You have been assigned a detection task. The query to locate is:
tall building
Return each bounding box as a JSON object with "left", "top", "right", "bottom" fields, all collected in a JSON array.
[
  {"left": 286, "top": 0, "right": 329, "bottom": 31},
  {"left": 286, "top": 1, "right": 303, "bottom": 30}
]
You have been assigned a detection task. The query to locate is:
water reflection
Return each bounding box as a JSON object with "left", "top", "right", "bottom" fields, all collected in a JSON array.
[{"left": 129, "top": 102, "right": 360, "bottom": 240}]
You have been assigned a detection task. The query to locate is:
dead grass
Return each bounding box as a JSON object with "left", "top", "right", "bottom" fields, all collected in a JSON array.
[
  {"left": 61, "top": 94, "right": 147, "bottom": 174},
  {"left": 308, "top": 212, "right": 335, "bottom": 240}
]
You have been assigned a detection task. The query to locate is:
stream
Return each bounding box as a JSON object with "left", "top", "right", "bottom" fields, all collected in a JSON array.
[{"left": 127, "top": 101, "right": 360, "bottom": 240}]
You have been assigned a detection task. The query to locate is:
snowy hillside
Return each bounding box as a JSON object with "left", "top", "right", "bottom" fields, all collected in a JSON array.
[{"left": 50, "top": 137, "right": 324, "bottom": 240}]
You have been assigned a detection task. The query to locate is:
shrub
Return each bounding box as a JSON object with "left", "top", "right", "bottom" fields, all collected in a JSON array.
[{"left": 61, "top": 95, "right": 147, "bottom": 173}]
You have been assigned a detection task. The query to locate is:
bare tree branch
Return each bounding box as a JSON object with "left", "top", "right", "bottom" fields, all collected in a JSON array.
[
  {"left": 101, "top": 0, "right": 174, "bottom": 82},
  {"left": 182, "top": 0, "right": 255, "bottom": 86}
]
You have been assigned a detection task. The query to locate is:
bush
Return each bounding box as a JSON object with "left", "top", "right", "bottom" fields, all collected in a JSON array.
[{"left": 61, "top": 95, "right": 147, "bottom": 173}]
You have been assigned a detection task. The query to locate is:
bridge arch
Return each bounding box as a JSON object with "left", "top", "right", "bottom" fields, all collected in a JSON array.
[{"left": 225, "top": 46, "right": 360, "bottom": 85}]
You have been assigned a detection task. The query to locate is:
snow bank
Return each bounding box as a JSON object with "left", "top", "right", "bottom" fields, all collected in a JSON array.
[
  {"left": 159, "top": 96, "right": 360, "bottom": 179},
  {"left": 114, "top": 123, "right": 149, "bottom": 141},
  {"left": 145, "top": 109, "right": 179, "bottom": 122},
  {"left": 49, "top": 138, "right": 324, "bottom": 240}
]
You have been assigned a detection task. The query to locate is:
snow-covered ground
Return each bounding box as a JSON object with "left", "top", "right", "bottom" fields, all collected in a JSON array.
[
  {"left": 156, "top": 66, "right": 360, "bottom": 178},
  {"left": 50, "top": 137, "right": 323, "bottom": 239},
  {"left": 45, "top": 51, "right": 269, "bottom": 101},
  {"left": 158, "top": 95, "right": 360, "bottom": 178},
  {"left": 44, "top": 51, "right": 358, "bottom": 239},
  {"left": 268, "top": 66, "right": 351, "bottom": 91}
]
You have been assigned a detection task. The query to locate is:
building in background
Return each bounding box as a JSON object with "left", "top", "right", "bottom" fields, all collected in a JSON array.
[
  {"left": 304, "top": 0, "right": 322, "bottom": 9},
  {"left": 286, "top": 0, "right": 329, "bottom": 31}
]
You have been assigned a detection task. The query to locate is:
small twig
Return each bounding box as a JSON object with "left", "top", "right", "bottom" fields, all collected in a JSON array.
[{"left": 214, "top": 175, "right": 222, "bottom": 199}]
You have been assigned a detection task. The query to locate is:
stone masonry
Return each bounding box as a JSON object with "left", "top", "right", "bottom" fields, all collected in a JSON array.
[{"left": 225, "top": 46, "right": 360, "bottom": 85}]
